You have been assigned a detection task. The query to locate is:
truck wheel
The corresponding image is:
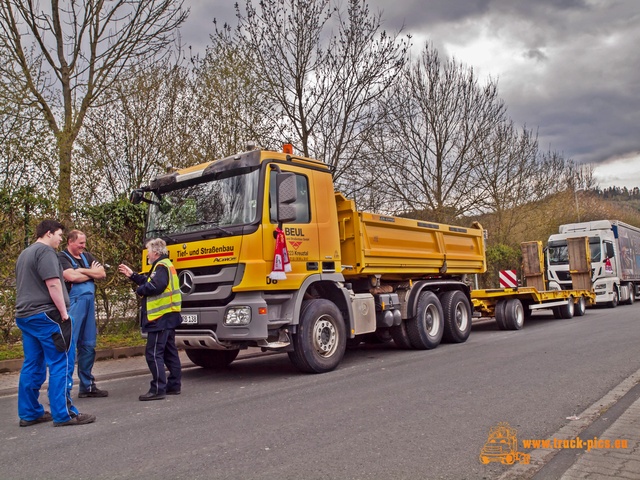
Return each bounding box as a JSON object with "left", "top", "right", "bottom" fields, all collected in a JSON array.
[
  {"left": 625, "top": 284, "right": 635, "bottom": 305},
  {"left": 390, "top": 322, "right": 413, "bottom": 349},
  {"left": 556, "top": 297, "right": 575, "bottom": 319},
  {"left": 185, "top": 349, "right": 240, "bottom": 369},
  {"left": 406, "top": 291, "right": 444, "bottom": 349},
  {"left": 503, "top": 299, "right": 525, "bottom": 330},
  {"left": 608, "top": 288, "right": 619, "bottom": 308},
  {"left": 288, "top": 299, "right": 346, "bottom": 373},
  {"left": 494, "top": 300, "right": 508, "bottom": 330},
  {"left": 441, "top": 290, "right": 472, "bottom": 343},
  {"left": 574, "top": 296, "right": 587, "bottom": 316}
]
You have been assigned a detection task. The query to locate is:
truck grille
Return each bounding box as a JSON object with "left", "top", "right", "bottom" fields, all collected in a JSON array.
[{"left": 178, "top": 264, "right": 243, "bottom": 308}]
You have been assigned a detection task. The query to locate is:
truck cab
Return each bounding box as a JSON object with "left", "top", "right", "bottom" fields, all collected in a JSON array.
[{"left": 546, "top": 220, "right": 638, "bottom": 307}]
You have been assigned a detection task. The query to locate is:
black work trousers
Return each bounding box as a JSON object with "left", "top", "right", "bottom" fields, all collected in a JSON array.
[{"left": 145, "top": 329, "right": 181, "bottom": 394}]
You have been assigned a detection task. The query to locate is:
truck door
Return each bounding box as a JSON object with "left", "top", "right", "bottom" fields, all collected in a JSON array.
[
  {"left": 263, "top": 167, "right": 319, "bottom": 285},
  {"left": 604, "top": 240, "right": 616, "bottom": 275}
]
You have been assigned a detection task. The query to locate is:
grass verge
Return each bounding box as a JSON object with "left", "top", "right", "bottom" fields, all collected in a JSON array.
[{"left": 0, "top": 330, "right": 146, "bottom": 361}]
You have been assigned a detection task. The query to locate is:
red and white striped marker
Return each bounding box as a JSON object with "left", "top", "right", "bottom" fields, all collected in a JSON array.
[{"left": 499, "top": 270, "right": 518, "bottom": 288}]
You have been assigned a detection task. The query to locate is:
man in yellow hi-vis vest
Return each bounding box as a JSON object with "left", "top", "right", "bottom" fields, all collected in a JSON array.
[{"left": 118, "top": 238, "right": 182, "bottom": 401}]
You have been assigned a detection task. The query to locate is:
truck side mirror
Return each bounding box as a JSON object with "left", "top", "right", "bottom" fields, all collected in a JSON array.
[
  {"left": 276, "top": 172, "right": 297, "bottom": 223},
  {"left": 130, "top": 189, "right": 144, "bottom": 205},
  {"left": 606, "top": 242, "right": 615, "bottom": 258}
]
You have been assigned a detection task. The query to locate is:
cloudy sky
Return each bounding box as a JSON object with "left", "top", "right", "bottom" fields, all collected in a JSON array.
[{"left": 179, "top": 0, "right": 640, "bottom": 190}]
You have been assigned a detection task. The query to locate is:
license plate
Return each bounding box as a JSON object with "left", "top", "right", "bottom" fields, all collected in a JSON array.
[{"left": 181, "top": 314, "right": 198, "bottom": 324}]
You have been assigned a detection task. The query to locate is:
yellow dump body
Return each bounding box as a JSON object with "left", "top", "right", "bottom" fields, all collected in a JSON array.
[{"left": 336, "top": 193, "right": 486, "bottom": 280}]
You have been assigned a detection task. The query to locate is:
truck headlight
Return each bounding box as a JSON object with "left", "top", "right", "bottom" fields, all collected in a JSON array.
[
  {"left": 594, "top": 283, "right": 606, "bottom": 291},
  {"left": 224, "top": 307, "right": 251, "bottom": 325}
]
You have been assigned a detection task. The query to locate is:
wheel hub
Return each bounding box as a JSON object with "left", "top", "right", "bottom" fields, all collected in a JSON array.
[{"left": 314, "top": 317, "right": 337, "bottom": 355}]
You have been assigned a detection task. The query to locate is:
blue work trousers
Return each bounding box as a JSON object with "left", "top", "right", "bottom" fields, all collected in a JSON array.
[
  {"left": 17, "top": 312, "right": 79, "bottom": 424},
  {"left": 69, "top": 293, "right": 97, "bottom": 393},
  {"left": 145, "top": 329, "right": 181, "bottom": 395}
]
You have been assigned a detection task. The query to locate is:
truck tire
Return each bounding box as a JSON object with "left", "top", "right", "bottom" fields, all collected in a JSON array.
[
  {"left": 185, "top": 349, "right": 240, "bottom": 370},
  {"left": 555, "top": 297, "right": 575, "bottom": 319},
  {"left": 406, "top": 291, "right": 444, "bottom": 350},
  {"left": 441, "top": 290, "right": 472, "bottom": 343},
  {"left": 503, "top": 299, "right": 525, "bottom": 330},
  {"left": 288, "top": 299, "right": 347, "bottom": 373},
  {"left": 608, "top": 288, "right": 619, "bottom": 308},
  {"left": 495, "top": 300, "right": 508, "bottom": 330},
  {"left": 625, "top": 283, "right": 635, "bottom": 305},
  {"left": 390, "top": 321, "right": 413, "bottom": 349},
  {"left": 574, "top": 296, "right": 587, "bottom": 316}
]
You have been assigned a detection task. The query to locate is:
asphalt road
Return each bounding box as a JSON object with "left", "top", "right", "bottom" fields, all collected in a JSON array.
[{"left": 2, "top": 303, "right": 640, "bottom": 480}]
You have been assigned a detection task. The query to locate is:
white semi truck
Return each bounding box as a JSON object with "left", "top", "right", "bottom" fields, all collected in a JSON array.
[{"left": 546, "top": 220, "right": 640, "bottom": 307}]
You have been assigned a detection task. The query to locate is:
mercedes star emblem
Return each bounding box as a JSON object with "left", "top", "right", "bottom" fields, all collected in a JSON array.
[{"left": 178, "top": 270, "right": 195, "bottom": 295}]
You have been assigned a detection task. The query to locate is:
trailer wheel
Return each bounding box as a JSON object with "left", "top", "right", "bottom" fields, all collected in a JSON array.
[
  {"left": 288, "top": 299, "right": 346, "bottom": 373},
  {"left": 503, "top": 299, "right": 525, "bottom": 330},
  {"left": 390, "top": 321, "right": 413, "bottom": 349},
  {"left": 496, "top": 299, "right": 524, "bottom": 330},
  {"left": 555, "top": 297, "right": 575, "bottom": 319},
  {"left": 406, "top": 291, "right": 444, "bottom": 349},
  {"left": 495, "top": 300, "right": 508, "bottom": 330},
  {"left": 185, "top": 349, "right": 240, "bottom": 370},
  {"left": 574, "top": 296, "right": 587, "bottom": 316},
  {"left": 441, "top": 290, "right": 472, "bottom": 343}
]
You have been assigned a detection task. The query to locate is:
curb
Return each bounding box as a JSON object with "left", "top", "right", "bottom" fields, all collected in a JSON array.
[{"left": 0, "top": 346, "right": 146, "bottom": 374}]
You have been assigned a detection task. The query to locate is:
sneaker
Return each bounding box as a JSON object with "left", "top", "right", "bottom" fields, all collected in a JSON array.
[
  {"left": 19, "top": 411, "right": 53, "bottom": 427},
  {"left": 53, "top": 413, "right": 97, "bottom": 427},
  {"left": 139, "top": 392, "right": 166, "bottom": 401},
  {"left": 78, "top": 387, "right": 108, "bottom": 398}
]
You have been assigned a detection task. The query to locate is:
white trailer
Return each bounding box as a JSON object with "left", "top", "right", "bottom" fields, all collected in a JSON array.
[{"left": 546, "top": 220, "right": 640, "bottom": 307}]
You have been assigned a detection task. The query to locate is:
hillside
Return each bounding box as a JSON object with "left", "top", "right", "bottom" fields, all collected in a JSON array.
[{"left": 471, "top": 189, "right": 640, "bottom": 288}]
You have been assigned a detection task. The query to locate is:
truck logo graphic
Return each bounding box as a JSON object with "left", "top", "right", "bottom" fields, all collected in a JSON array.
[
  {"left": 480, "top": 422, "right": 530, "bottom": 465},
  {"left": 178, "top": 270, "right": 195, "bottom": 295}
]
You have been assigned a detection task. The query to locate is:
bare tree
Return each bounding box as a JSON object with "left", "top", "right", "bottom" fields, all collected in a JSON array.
[
  {"left": 475, "top": 121, "right": 541, "bottom": 243},
  {"left": 0, "top": 46, "right": 56, "bottom": 197},
  {"left": 373, "top": 43, "right": 505, "bottom": 223},
  {"left": 192, "top": 24, "right": 279, "bottom": 160},
  {"left": 0, "top": 0, "right": 188, "bottom": 220},
  {"left": 230, "top": 0, "right": 408, "bottom": 182},
  {"left": 76, "top": 59, "right": 192, "bottom": 202}
]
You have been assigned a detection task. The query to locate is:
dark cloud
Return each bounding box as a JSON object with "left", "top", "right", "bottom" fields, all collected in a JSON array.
[{"left": 179, "top": 0, "right": 640, "bottom": 187}]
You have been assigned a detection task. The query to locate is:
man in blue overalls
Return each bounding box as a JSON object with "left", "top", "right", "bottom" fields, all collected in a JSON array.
[{"left": 59, "top": 230, "right": 108, "bottom": 398}]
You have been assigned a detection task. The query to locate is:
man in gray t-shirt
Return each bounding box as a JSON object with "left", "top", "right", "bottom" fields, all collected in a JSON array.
[
  {"left": 15, "top": 240, "right": 70, "bottom": 317},
  {"left": 15, "top": 219, "right": 95, "bottom": 428}
]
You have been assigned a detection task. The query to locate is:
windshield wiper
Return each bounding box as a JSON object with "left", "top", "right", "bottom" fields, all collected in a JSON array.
[
  {"left": 146, "top": 228, "right": 168, "bottom": 235},
  {"left": 185, "top": 221, "right": 234, "bottom": 236},
  {"left": 145, "top": 228, "right": 178, "bottom": 244}
]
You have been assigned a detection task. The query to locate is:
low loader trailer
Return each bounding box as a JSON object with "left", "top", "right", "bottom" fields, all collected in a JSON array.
[{"left": 471, "top": 239, "right": 595, "bottom": 330}]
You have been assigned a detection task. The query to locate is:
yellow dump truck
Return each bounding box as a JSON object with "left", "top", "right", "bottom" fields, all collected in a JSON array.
[{"left": 129, "top": 146, "right": 486, "bottom": 373}]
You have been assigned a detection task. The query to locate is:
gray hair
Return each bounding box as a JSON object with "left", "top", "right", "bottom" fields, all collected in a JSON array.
[{"left": 146, "top": 238, "right": 168, "bottom": 256}]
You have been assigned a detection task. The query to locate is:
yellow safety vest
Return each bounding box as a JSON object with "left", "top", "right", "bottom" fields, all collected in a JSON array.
[{"left": 146, "top": 258, "right": 182, "bottom": 321}]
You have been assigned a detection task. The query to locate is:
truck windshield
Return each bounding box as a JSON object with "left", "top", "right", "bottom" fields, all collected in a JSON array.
[
  {"left": 548, "top": 239, "right": 601, "bottom": 265},
  {"left": 146, "top": 168, "right": 260, "bottom": 237}
]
